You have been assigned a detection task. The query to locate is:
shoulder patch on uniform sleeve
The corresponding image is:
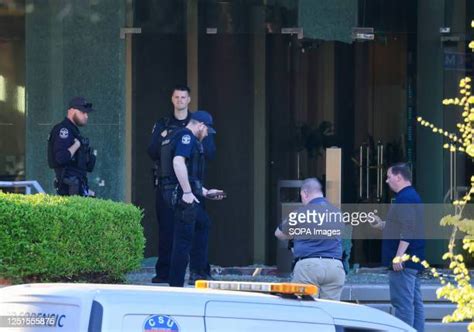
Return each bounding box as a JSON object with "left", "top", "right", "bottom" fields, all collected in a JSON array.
[
  {"left": 59, "top": 128, "right": 69, "bottom": 139},
  {"left": 181, "top": 134, "right": 191, "bottom": 144}
]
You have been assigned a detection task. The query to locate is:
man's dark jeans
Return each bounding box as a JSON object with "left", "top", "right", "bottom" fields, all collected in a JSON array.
[{"left": 389, "top": 268, "right": 424, "bottom": 332}]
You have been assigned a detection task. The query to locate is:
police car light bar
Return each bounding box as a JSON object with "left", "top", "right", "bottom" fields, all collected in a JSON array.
[{"left": 195, "top": 280, "right": 318, "bottom": 296}]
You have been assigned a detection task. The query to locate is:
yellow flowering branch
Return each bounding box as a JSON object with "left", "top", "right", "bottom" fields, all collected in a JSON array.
[{"left": 412, "top": 20, "right": 474, "bottom": 329}]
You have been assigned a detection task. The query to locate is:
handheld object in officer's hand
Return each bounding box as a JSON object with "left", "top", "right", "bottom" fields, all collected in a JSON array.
[{"left": 206, "top": 190, "right": 227, "bottom": 200}]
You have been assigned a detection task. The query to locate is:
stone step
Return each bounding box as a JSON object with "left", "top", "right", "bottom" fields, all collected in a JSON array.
[
  {"left": 424, "top": 304, "right": 458, "bottom": 320},
  {"left": 363, "top": 303, "right": 458, "bottom": 320},
  {"left": 425, "top": 322, "right": 469, "bottom": 332},
  {"left": 341, "top": 285, "right": 448, "bottom": 302}
]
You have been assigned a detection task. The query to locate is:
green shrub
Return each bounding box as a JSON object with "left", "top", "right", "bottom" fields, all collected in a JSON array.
[{"left": 0, "top": 193, "right": 145, "bottom": 283}]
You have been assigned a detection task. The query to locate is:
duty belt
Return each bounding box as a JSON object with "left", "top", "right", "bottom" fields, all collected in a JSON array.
[
  {"left": 159, "top": 180, "right": 203, "bottom": 192},
  {"left": 160, "top": 183, "right": 179, "bottom": 191},
  {"left": 158, "top": 176, "right": 175, "bottom": 186}
]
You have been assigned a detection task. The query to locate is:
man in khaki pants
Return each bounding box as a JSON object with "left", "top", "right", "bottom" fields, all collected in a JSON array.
[{"left": 275, "top": 178, "right": 345, "bottom": 300}]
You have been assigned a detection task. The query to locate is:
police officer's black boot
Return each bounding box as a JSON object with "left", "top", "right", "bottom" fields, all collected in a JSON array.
[
  {"left": 188, "top": 271, "right": 200, "bottom": 286},
  {"left": 188, "top": 269, "right": 213, "bottom": 286},
  {"left": 151, "top": 275, "right": 169, "bottom": 284}
]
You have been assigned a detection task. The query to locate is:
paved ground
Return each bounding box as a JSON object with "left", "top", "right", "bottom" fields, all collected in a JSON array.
[{"left": 125, "top": 257, "right": 454, "bottom": 286}]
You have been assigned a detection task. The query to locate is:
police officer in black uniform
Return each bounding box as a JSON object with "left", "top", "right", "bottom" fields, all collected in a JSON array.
[
  {"left": 159, "top": 111, "right": 224, "bottom": 287},
  {"left": 148, "top": 85, "right": 216, "bottom": 284},
  {"left": 48, "top": 97, "right": 96, "bottom": 197}
]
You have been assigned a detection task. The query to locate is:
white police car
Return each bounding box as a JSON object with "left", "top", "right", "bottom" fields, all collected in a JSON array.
[{"left": 0, "top": 281, "right": 414, "bottom": 331}]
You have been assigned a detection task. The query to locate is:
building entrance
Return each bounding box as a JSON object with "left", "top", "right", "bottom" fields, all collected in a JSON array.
[{"left": 131, "top": 0, "right": 414, "bottom": 267}]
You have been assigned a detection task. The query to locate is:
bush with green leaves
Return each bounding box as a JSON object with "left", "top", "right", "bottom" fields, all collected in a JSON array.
[{"left": 0, "top": 193, "right": 145, "bottom": 283}]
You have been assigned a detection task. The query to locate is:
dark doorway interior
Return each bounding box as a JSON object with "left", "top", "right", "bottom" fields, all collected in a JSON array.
[
  {"left": 132, "top": 0, "right": 414, "bottom": 268},
  {"left": 265, "top": 34, "right": 411, "bottom": 266},
  {"left": 132, "top": 0, "right": 187, "bottom": 258}
]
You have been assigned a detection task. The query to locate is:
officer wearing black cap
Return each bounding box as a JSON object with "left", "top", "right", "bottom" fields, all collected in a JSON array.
[
  {"left": 47, "top": 97, "right": 96, "bottom": 197},
  {"left": 147, "top": 85, "right": 217, "bottom": 285},
  {"left": 160, "top": 110, "right": 224, "bottom": 287}
]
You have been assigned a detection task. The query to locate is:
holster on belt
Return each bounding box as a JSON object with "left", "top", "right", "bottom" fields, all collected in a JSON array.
[
  {"left": 152, "top": 164, "right": 160, "bottom": 187},
  {"left": 175, "top": 200, "right": 198, "bottom": 224},
  {"left": 62, "top": 176, "right": 81, "bottom": 196}
]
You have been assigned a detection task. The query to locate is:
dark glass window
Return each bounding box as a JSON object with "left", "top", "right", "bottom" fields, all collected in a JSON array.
[{"left": 0, "top": 1, "right": 25, "bottom": 183}]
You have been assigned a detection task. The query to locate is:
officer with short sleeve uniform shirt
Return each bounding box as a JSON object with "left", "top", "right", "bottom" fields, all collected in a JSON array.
[
  {"left": 151, "top": 122, "right": 215, "bottom": 284},
  {"left": 159, "top": 111, "right": 224, "bottom": 287},
  {"left": 48, "top": 97, "right": 96, "bottom": 196},
  {"left": 147, "top": 86, "right": 216, "bottom": 285}
]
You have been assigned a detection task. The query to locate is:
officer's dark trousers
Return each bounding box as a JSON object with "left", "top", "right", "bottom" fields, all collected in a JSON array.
[
  {"left": 189, "top": 205, "right": 211, "bottom": 274},
  {"left": 154, "top": 187, "right": 175, "bottom": 280},
  {"left": 158, "top": 189, "right": 210, "bottom": 285}
]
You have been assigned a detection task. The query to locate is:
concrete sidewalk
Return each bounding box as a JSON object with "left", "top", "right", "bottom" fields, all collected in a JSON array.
[{"left": 125, "top": 258, "right": 451, "bottom": 285}]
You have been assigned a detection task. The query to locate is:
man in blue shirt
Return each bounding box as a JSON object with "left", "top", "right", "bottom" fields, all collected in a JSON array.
[
  {"left": 373, "top": 163, "right": 425, "bottom": 331},
  {"left": 275, "top": 178, "right": 345, "bottom": 300},
  {"left": 160, "top": 111, "right": 224, "bottom": 287},
  {"left": 147, "top": 85, "right": 216, "bottom": 284}
]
